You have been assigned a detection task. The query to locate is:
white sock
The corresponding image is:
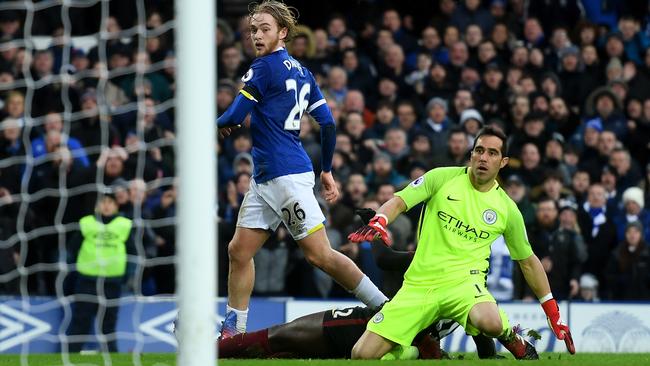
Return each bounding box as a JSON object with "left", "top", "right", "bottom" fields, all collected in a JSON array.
[
  {"left": 351, "top": 275, "right": 388, "bottom": 309},
  {"left": 226, "top": 305, "right": 248, "bottom": 333}
]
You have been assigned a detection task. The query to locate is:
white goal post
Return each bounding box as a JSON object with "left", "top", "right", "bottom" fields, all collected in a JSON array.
[{"left": 175, "top": 0, "right": 217, "bottom": 365}]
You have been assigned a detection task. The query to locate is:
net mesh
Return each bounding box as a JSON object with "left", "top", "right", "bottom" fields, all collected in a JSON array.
[{"left": 0, "top": 0, "right": 178, "bottom": 363}]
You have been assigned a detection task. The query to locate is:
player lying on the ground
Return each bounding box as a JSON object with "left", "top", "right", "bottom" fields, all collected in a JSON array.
[
  {"left": 218, "top": 302, "right": 491, "bottom": 359},
  {"left": 217, "top": 209, "right": 538, "bottom": 360}
]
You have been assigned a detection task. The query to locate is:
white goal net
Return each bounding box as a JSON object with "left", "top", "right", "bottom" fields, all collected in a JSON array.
[{"left": 0, "top": 0, "right": 216, "bottom": 364}]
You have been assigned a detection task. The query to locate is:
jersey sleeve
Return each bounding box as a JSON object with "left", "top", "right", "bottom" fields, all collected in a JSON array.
[
  {"left": 306, "top": 71, "right": 334, "bottom": 125},
  {"left": 502, "top": 199, "right": 534, "bottom": 260},
  {"left": 306, "top": 70, "right": 328, "bottom": 117},
  {"left": 240, "top": 58, "right": 271, "bottom": 103},
  {"left": 395, "top": 167, "right": 463, "bottom": 211}
]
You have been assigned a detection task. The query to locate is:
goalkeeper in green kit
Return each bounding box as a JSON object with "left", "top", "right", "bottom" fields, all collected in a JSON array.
[{"left": 348, "top": 126, "right": 575, "bottom": 360}]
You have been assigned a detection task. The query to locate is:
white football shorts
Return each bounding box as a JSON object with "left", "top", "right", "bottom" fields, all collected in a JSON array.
[{"left": 236, "top": 171, "right": 326, "bottom": 240}]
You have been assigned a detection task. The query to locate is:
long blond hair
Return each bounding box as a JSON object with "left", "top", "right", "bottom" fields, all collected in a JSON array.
[{"left": 249, "top": 0, "right": 299, "bottom": 42}]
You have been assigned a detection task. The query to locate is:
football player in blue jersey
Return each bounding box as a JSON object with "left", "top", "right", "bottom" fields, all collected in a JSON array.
[{"left": 217, "top": 0, "right": 387, "bottom": 338}]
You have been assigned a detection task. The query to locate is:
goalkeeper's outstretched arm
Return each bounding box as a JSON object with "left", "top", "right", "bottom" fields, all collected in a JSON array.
[
  {"left": 518, "top": 253, "right": 575, "bottom": 354},
  {"left": 376, "top": 196, "right": 408, "bottom": 224}
]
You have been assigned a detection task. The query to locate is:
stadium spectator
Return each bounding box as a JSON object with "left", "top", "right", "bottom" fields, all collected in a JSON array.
[
  {"left": 123, "top": 51, "right": 172, "bottom": 102},
  {"left": 253, "top": 224, "right": 291, "bottom": 297},
  {"left": 450, "top": 0, "right": 494, "bottom": 34},
  {"left": 365, "top": 152, "right": 407, "bottom": 194},
  {"left": 430, "top": 127, "right": 468, "bottom": 168},
  {"left": 585, "top": 87, "right": 628, "bottom": 140},
  {"left": 577, "top": 184, "right": 618, "bottom": 298},
  {"left": 412, "top": 26, "right": 448, "bottom": 68},
  {"left": 570, "top": 170, "right": 591, "bottom": 206},
  {"left": 609, "top": 148, "right": 643, "bottom": 193},
  {"left": 530, "top": 170, "right": 573, "bottom": 203},
  {"left": 299, "top": 116, "right": 322, "bottom": 173},
  {"left": 515, "top": 197, "right": 560, "bottom": 300},
  {"left": 0, "top": 186, "right": 19, "bottom": 294},
  {"left": 503, "top": 174, "right": 535, "bottom": 227},
  {"left": 340, "top": 48, "right": 375, "bottom": 98},
  {"left": 151, "top": 184, "right": 177, "bottom": 295},
  {"left": 548, "top": 96, "right": 579, "bottom": 139},
  {"left": 514, "top": 142, "right": 545, "bottom": 189},
  {"left": 0, "top": 91, "right": 24, "bottom": 123},
  {"left": 490, "top": 22, "right": 513, "bottom": 60},
  {"left": 577, "top": 273, "right": 599, "bottom": 302},
  {"left": 381, "top": 9, "right": 417, "bottom": 54},
  {"left": 508, "top": 94, "right": 530, "bottom": 132},
  {"left": 612, "top": 187, "right": 650, "bottom": 243},
  {"left": 66, "top": 191, "right": 134, "bottom": 352},
  {"left": 218, "top": 44, "right": 248, "bottom": 83},
  {"left": 118, "top": 180, "right": 154, "bottom": 292},
  {"left": 71, "top": 89, "right": 121, "bottom": 161},
  {"left": 342, "top": 90, "right": 375, "bottom": 127},
  {"left": 546, "top": 198, "right": 587, "bottom": 300},
  {"left": 0, "top": 10, "right": 22, "bottom": 39},
  {"left": 329, "top": 172, "right": 367, "bottom": 232},
  {"left": 429, "top": 0, "right": 455, "bottom": 36},
  {"left": 217, "top": 79, "right": 238, "bottom": 116},
  {"left": 579, "top": 129, "right": 617, "bottom": 183},
  {"left": 0, "top": 117, "right": 23, "bottom": 159},
  {"left": 542, "top": 134, "right": 572, "bottom": 186},
  {"left": 324, "top": 66, "right": 348, "bottom": 105},
  {"left": 477, "top": 62, "right": 508, "bottom": 121},
  {"left": 31, "top": 112, "right": 89, "bottom": 167},
  {"left": 383, "top": 128, "right": 409, "bottom": 164},
  {"left": 605, "top": 221, "right": 650, "bottom": 300},
  {"left": 420, "top": 97, "right": 451, "bottom": 156},
  {"left": 27, "top": 137, "right": 92, "bottom": 294},
  {"left": 616, "top": 16, "right": 650, "bottom": 65},
  {"left": 422, "top": 61, "right": 455, "bottom": 103},
  {"left": 394, "top": 100, "right": 420, "bottom": 140},
  {"left": 599, "top": 165, "right": 621, "bottom": 213},
  {"left": 377, "top": 44, "right": 411, "bottom": 96},
  {"left": 459, "top": 108, "right": 483, "bottom": 147}
]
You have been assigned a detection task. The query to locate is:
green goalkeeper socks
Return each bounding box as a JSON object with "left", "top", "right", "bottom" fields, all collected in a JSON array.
[{"left": 380, "top": 345, "right": 419, "bottom": 360}]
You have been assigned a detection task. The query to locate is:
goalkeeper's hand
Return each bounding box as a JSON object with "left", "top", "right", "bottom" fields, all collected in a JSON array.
[
  {"left": 348, "top": 213, "right": 391, "bottom": 246},
  {"left": 541, "top": 298, "right": 575, "bottom": 354},
  {"left": 355, "top": 208, "right": 377, "bottom": 225}
]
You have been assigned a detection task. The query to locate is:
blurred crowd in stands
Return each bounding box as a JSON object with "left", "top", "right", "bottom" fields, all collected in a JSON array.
[{"left": 1, "top": 0, "right": 650, "bottom": 303}]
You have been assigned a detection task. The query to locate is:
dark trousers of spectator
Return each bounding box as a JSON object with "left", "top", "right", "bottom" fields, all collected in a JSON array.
[
  {"left": 25, "top": 234, "right": 59, "bottom": 295},
  {"left": 66, "top": 275, "right": 122, "bottom": 352}
]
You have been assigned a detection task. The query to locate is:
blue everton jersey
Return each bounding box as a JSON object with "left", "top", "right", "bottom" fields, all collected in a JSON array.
[{"left": 240, "top": 48, "right": 326, "bottom": 183}]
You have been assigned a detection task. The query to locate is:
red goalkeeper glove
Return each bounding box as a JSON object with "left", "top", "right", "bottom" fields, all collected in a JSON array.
[
  {"left": 541, "top": 298, "right": 575, "bottom": 354},
  {"left": 347, "top": 214, "right": 392, "bottom": 246}
]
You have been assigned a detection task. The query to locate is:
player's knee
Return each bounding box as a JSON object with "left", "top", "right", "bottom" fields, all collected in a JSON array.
[
  {"left": 303, "top": 247, "right": 331, "bottom": 269},
  {"left": 228, "top": 240, "right": 251, "bottom": 265},
  {"left": 480, "top": 317, "right": 504, "bottom": 337},
  {"left": 351, "top": 342, "right": 373, "bottom": 359}
]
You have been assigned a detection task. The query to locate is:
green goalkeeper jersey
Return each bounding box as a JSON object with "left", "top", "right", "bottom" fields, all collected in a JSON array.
[{"left": 395, "top": 166, "right": 533, "bottom": 287}]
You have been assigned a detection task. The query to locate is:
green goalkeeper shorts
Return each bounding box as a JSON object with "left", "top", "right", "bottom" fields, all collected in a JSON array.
[{"left": 366, "top": 276, "right": 500, "bottom": 346}]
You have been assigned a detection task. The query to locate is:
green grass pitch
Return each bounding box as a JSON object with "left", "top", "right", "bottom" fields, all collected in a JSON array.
[{"left": 1, "top": 353, "right": 649, "bottom": 366}]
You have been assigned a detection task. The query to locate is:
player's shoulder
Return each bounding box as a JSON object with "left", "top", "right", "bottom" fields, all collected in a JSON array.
[
  {"left": 493, "top": 182, "right": 518, "bottom": 210},
  {"left": 426, "top": 166, "right": 467, "bottom": 180},
  {"left": 241, "top": 56, "right": 271, "bottom": 83},
  {"left": 252, "top": 53, "right": 277, "bottom": 71}
]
